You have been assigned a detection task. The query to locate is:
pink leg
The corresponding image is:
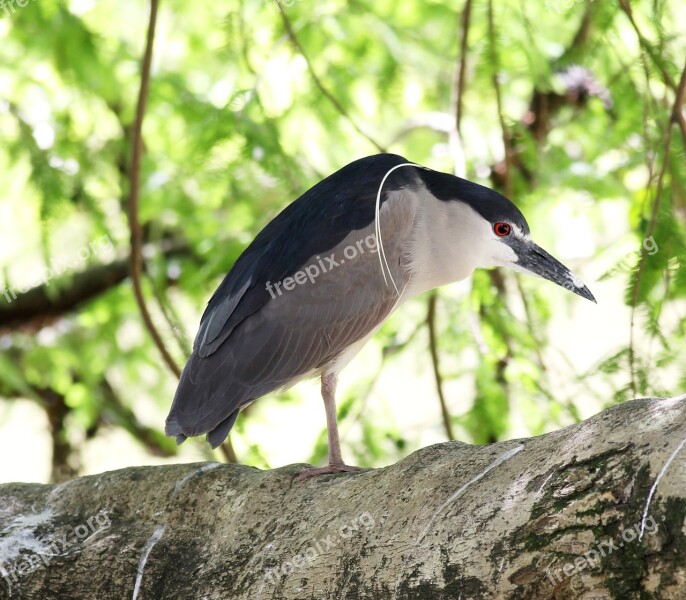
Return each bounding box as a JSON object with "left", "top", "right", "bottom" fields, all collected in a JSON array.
[{"left": 297, "top": 373, "right": 367, "bottom": 480}]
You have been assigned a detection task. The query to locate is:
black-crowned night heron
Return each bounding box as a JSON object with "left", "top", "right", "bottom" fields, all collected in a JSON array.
[{"left": 166, "top": 154, "right": 595, "bottom": 478}]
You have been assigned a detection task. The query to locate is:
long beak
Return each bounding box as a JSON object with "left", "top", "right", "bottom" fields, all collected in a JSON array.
[{"left": 510, "top": 239, "right": 596, "bottom": 303}]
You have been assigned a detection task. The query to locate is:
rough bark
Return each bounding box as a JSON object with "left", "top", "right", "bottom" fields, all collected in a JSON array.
[{"left": 1, "top": 395, "right": 685, "bottom": 600}]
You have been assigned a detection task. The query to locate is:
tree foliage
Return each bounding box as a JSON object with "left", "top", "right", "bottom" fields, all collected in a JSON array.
[{"left": 0, "top": 0, "right": 684, "bottom": 482}]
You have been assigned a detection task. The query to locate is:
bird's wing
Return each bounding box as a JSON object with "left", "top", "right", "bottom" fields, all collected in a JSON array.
[
  {"left": 194, "top": 154, "right": 418, "bottom": 358},
  {"left": 166, "top": 184, "right": 419, "bottom": 445}
]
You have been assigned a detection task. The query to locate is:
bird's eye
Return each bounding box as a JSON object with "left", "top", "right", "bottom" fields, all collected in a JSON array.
[{"left": 494, "top": 222, "right": 511, "bottom": 237}]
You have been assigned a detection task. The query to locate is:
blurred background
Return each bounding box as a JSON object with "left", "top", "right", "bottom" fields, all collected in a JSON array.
[{"left": 0, "top": 0, "right": 684, "bottom": 484}]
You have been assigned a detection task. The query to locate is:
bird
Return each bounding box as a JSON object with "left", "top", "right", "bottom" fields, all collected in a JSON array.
[{"left": 165, "top": 153, "right": 595, "bottom": 478}]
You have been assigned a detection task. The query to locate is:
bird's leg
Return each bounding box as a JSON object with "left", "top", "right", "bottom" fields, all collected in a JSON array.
[
  {"left": 297, "top": 372, "right": 367, "bottom": 480},
  {"left": 322, "top": 372, "right": 344, "bottom": 466}
]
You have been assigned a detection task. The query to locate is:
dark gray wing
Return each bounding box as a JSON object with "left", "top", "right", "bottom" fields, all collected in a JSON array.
[
  {"left": 195, "top": 154, "right": 419, "bottom": 358},
  {"left": 166, "top": 156, "right": 422, "bottom": 447}
]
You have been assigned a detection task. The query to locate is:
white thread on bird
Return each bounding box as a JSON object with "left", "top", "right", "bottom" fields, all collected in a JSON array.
[{"left": 374, "top": 163, "right": 426, "bottom": 296}]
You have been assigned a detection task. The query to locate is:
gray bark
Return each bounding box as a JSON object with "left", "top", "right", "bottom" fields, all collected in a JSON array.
[{"left": 1, "top": 395, "right": 685, "bottom": 600}]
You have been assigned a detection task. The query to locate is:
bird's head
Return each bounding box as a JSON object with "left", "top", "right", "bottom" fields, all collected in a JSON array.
[
  {"left": 417, "top": 168, "right": 596, "bottom": 303},
  {"left": 476, "top": 210, "right": 596, "bottom": 303}
]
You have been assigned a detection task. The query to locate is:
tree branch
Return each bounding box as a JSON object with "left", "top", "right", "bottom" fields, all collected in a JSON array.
[
  {"left": 147, "top": 273, "right": 192, "bottom": 360},
  {"left": 487, "top": 0, "right": 512, "bottom": 197},
  {"left": 426, "top": 293, "right": 455, "bottom": 441},
  {"left": 40, "top": 387, "right": 79, "bottom": 484},
  {"left": 0, "top": 260, "right": 129, "bottom": 333},
  {"left": 618, "top": 0, "right": 676, "bottom": 92},
  {"left": 277, "top": 6, "right": 385, "bottom": 153},
  {"left": 454, "top": 0, "right": 472, "bottom": 136},
  {"left": 0, "top": 241, "right": 190, "bottom": 333},
  {"left": 628, "top": 59, "right": 686, "bottom": 395},
  {"left": 671, "top": 58, "right": 686, "bottom": 149},
  {"left": 99, "top": 379, "right": 179, "bottom": 458},
  {"left": 127, "top": 0, "right": 181, "bottom": 379},
  {"left": 2, "top": 395, "right": 685, "bottom": 598},
  {"left": 558, "top": 3, "right": 594, "bottom": 64}
]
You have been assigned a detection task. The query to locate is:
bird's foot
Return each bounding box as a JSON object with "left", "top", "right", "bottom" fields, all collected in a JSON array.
[{"left": 296, "top": 463, "right": 369, "bottom": 481}]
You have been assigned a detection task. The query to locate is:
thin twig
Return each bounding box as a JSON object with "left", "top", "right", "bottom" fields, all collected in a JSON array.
[
  {"left": 671, "top": 59, "right": 686, "bottom": 149},
  {"left": 147, "top": 272, "right": 192, "bottom": 359},
  {"left": 487, "top": 0, "right": 512, "bottom": 197},
  {"left": 427, "top": 0, "right": 473, "bottom": 438},
  {"left": 383, "top": 318, "right": 426, "bottom": 357},
  {"left": 340, "top": 361, "right": 386, "bottom": 445},
  {"left": 427, "top": 293, "right": 455, "bottom": 441},
  {"left": 454, "top": 0, "right": 472, "bottom": 134},
  {"left": 220, "top": 440, "right": 238, "bottom": 464},
  {"left": 127, "top": 0, "right": 181, "bottom": 379},
  {"left": 100, "top": 378, "right": 178, "bottom": 457},
  {"left": 628, "top": 60, "right": 686, "bottom": 395},
  {"left": 450, "top": 0, "right": 472, "bottom": 178},
  {"left": 238, "top": 0, "right": 303, "bottom": 195},
  {"left": 277, "top": 6, "right": 385, "bottom": 153},
  {"left": 618, "top": 0, "right": 676, "bottom": 92},
  {"left": 514, "top": 276, "right": 548, "bottom": 373},
  {"left": 559, "top": 4, "right": 594, "bottom": 64}
]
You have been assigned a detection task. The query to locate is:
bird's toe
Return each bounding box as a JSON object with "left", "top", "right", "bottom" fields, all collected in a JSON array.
[{"left": 296, "top": 464, "right": 370, "bottom": 481}]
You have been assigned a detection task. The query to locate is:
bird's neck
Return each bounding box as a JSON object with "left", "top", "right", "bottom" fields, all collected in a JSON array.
[{"left": 403, "top": 194, "right": 487, "bottom": 298}]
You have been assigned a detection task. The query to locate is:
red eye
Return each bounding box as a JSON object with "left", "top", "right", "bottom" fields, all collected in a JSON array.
[{"left": 494, "top": 222, "right": 511, "bottom": 237}]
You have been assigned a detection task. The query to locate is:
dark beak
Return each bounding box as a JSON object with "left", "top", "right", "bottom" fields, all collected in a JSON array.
[{"left": 511, "top": 239, "right": 596, "bottom": 303}]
